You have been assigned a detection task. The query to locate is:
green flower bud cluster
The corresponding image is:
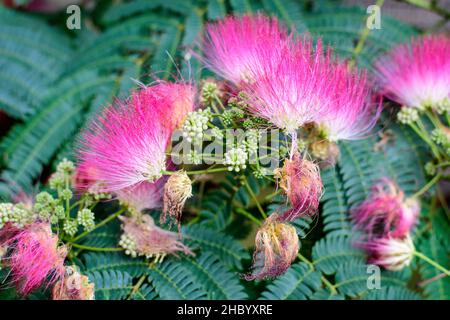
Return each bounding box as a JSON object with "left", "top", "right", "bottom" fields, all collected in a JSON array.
[
  {"left": 77, "top": 208, "right": 95, "bottom": 232},
  {"left": 119, "top": 234, "right": 138, "bottom": 258},
  {"left": 182, "top": 108, "right": 212, "bottom": 143},
  {"left": 201, "top": 81, "right": 220, "bottom": 106},
  {"left": 397, "top": 107, "right": 419, "bottom": 125},
  {"left": 224, "top": 146, "right": 248, "bottom": 172},
  {"left": 34, "top": 192, "right": 64, "bottom": 221},
  {"left": 431, "top": 128, "right": 450, "bottom": 156},
  {"left": 424, "top": 162, "right": 436, "bottom": 176},
  {"left": 244, "top": 129, "right": 259, "bottom": 156},
  {"left": 81, "top": 191, "right": 112, "bottom": 208},
  {"left": 187, "top": 150, "right": 202, "bottom": 165},
  {"left": 49, "top": 158, "right": 75, "bottom": 191},
  {"left": 252, "top": 167, "right": 270, "bottom": 179},
  {"left": 211, "top": 127, "right": 224, "bottom": 140},
  {"left": 433, "top": 97, "right": 450, "bottom": 115},
  {"left": 0, "top": 203, "right": 33, "bottom": 229},
  {"left": 63, "top": 219, "right": 78, "bottom": 237}
]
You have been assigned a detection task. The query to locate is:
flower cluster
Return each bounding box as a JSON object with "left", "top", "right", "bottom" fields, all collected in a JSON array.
[
  {"left": 201, "top": 14, "right": 382, "bottom": 279},
  {"left": 182, "top": 108, "right": 212, "bottom": 143},
  {"left": 352, "top": 178, "right": 419, "bottom": 270},
  {"left": 224, "top": 146, "right": 248, "bottom": 172}
]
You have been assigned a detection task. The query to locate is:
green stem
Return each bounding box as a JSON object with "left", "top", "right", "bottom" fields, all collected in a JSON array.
[
  {"left": 414, "top": 251, "right": 450, "bottom": 277},
  {"left": 72, "top": 208, "right": 125, "bottom": 243},
  {"left": 162, "top": 167, "right": 229, "bottom": 176},
  {"left": 243, "top": 178, "right": 267, "bottom": 219},
  {"left": 298, "top": 253, "right": 338, "bottom": 295},
  {"left": 70, "top": 243, "right": 123, "bottom": 252},
  {"left": 412, "top": 173, "right": 442, "bottom": 198},
  {"left": 235, "top": 208, "right": 262, "bottom": 225},
  {"left": 127, "top": 274, "right": 147, "bottom": 300},
  {"left": 409, "top": 122, "right": 442, "bottom": 160}
]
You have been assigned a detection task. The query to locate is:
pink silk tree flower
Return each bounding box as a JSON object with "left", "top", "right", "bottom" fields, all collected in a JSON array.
[
  {"left": 361, "top": 235, "right": 415, "bottom": 271},
  {"left": 7, "top": 223, "right": 67, "bottom": 296},
  {"left": 118, "top": 213, "right": 193, "bottom": 261},
  {"left": 77, "top": 98, "right": 170, "bottom": 193},
  {"left": 318, "top": 64, "right": 381, "bottom": 142},
  {"left": 116, "top": 179, "right": 166, "bottom": 214},
  {"left": 242, "top": 38, "right": 336, "bottom": 134},
  {"left": 275, "top": 153, "right": 323, "bottom": 221},
  {"left": 375, "top": 35, "right": 450, "bottom": 111},
  {"left": 202, "top": 14, "right": 289, "bottom": 85},
  {"left": 244, "top": 213, "right": 299, "bottom": 280},
  {"left": 351, "top": 178, "right": 419, "bottom": 239},
  {"left": 130, "top": 82, "right": 196, "bottom": 132}
]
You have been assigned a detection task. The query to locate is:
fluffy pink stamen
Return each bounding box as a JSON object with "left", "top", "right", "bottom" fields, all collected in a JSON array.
[
  {"left": 351, "top": 178, "right": 419, "bottom": 239},
  {"left": 77, "top": 82, "right": 194, "bottom": 192},
  {"left": 375, "top": 35, "right": 450, "bottom": 109},
  {"left": 7, "top": 223, "right": 66, "bottom": 295},
  {"left": 116, "top": 178, "right": 166, "bottom": 213},
  {"left": 202, "top": 14, "right": 289, "bottom": 85},
  {"left": 319, "top": 63, "right": 381, "bottom": 141}
]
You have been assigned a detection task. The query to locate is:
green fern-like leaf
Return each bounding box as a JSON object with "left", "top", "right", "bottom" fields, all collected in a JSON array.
[
  {"left": 87, "top": 270, "right": 133, "bottom": 300},
  {"left": 83, "top": 252, "right": 148, "bottom": 278},
  {"left": 183, "top": 224, "right": 250, "bottom": 270},
  {"left": 418, "top": 234, "right": 450, "bottom": 300},
  {"left": 260, "top": 262, "right": 322, "bottom": 300},
  {"left": 312, "top": 235, "right": 365, "bottom": 275},
  {"left": 182, "top": 252, "right": 248, "bottom": 299},
  {"left": 147, "top": 258, "right": 208, "bottom": 300}
]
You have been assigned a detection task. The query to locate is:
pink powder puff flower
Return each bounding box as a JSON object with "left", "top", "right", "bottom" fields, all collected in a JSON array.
[
  {"left": 375, "top": 35, "right": 450, "bottom": 111},
  {"left": 244, "top": 213, "right": 299, "bottom": 280},
  {"left": 274, "top": 153, "right": 323, "bottom": 221},
  {"left": 351, "top": 178, "right": 419, "bottom": 239},
  {"left": 116, "top": 179, "right": 166, "bottom": 214},
  {"left": 118, "top": 213, "right": 193, "bottom": 261},
  {"left": 77, "top": 97, "right": 169, "bottom": 193},
  {"left": 130, "top": 81, "right": 196, "bottom": 132},
  {"left": 362, "top": 235, "right": 415, "bottom": 271},
  {"left": 77, "top": 82, "right": 195, "bottom": 193},
  {"left": 202, "top": 14, "right": 289, "bottom": 85},
  {"left": 318, "top": 64, "right": 381, "bottom": 142},
  {"left": 243, "top": 38, "right": 337, "bottom": 133},
  {"left": 7, "top": 223, "right": 67, "bottom": 296}
]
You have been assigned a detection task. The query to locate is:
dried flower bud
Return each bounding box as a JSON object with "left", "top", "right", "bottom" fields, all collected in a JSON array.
[
  {"left": 52, "top": 266, "right": 95, "bottom": 300},
  {"left": 309, "top": 139, "right": 340, "bottom": 167},
  {"left": 244, "top": 214, "right": 299, "bottom": 280},
  {"left": 274, "top": 153, "right": 323, "bottom": 221},
  {"left": 362, "top": 235, "right": 415, "bottom": 271},
  {"left": 119, "top": 214, "right": 193, "bottom": 261},
  {"left": 161, "top": 171, "right": 193, "bottom": 229}
]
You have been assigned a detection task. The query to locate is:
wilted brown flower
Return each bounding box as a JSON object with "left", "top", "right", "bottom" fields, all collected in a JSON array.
[
  {"left": 275, "top": 153, "right": 323, "bottom": 221},
  {"left": 244, "top": 214, "right": 299, "bottom": 280},
  {"left": 52, "top": 266, "right": 95, "bottom": 300},
  {"left": 161, "top": 171, "right": 193, "bottom": 230},
  {"left": 119, "top": 213, "right": 193, "bottom": 262}
]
